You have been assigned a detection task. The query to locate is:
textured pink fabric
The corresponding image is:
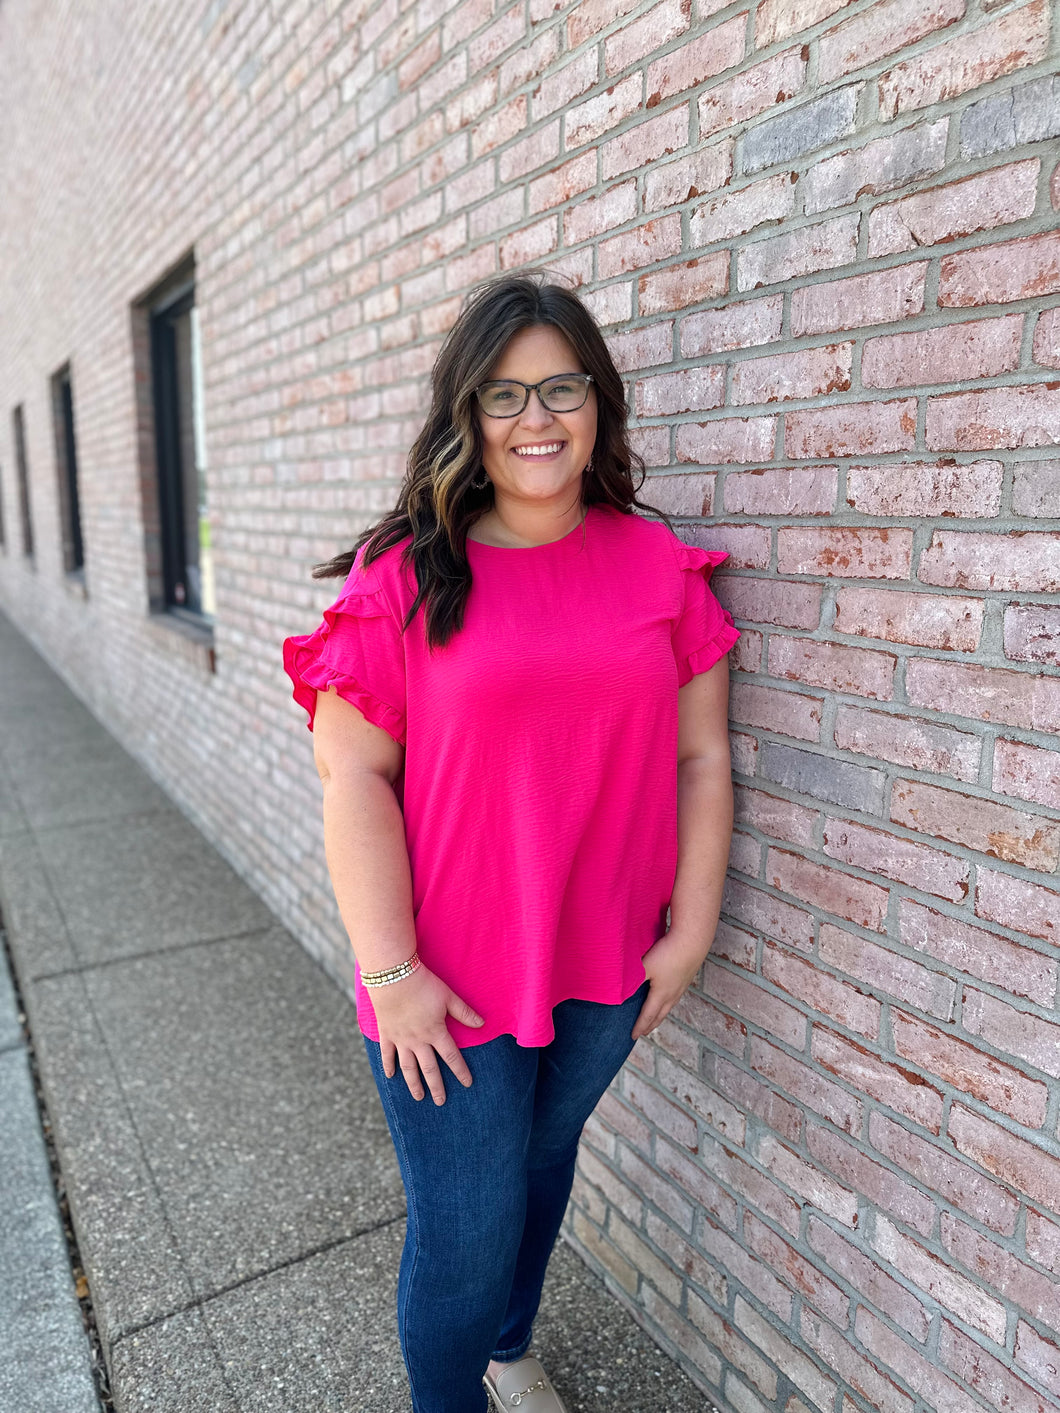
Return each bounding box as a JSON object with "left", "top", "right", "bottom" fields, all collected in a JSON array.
[{"left": 282, "top": 504, "right": 739, "bottom": 1047}]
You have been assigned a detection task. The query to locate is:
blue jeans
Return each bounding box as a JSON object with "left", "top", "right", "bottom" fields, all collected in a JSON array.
[{"left": 362, "top": 978, "right": 650, "bottom": 1413}]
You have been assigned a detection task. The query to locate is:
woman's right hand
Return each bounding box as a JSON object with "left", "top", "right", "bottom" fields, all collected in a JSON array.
[{"left": 370, "top": 963, "right": 484, "bottom": 1105}]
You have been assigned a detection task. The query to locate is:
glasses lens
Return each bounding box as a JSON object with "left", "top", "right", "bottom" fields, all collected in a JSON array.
[
  {"left": 540, "top": 376, "right": 589, "bottom": 411},
  {"left": 478, "top": 382, "right": 526, "bottom": 416}
]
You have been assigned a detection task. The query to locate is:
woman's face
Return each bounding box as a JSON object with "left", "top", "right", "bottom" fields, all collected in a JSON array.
[{"left": 475, "top": 324, "right": 598, "bottom": 510}]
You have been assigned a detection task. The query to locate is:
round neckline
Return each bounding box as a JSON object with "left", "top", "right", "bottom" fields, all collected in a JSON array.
[{"left": 466, "top": 506, "right": 595, "bottom": 552}]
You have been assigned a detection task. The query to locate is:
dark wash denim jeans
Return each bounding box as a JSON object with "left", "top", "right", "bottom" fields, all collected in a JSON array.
[{"left": 362, "top": 977, "right": 650, "bottom": 1413}]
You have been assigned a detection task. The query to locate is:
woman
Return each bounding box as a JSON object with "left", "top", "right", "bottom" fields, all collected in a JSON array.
[{"left": 282, "top": 271, "right": 738, "bottom": 1413}]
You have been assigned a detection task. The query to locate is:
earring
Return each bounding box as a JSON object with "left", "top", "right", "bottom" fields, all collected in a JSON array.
[
  {"left": 471, "top": 467, "right": 489, "bottom": 490},
  {"left": 583, "top": 453, "right": 594, "bottom": 479}
]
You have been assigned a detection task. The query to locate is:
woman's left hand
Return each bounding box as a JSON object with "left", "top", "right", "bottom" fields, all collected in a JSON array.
[{"left": 631, "top": 930, "right": 710, "bottom": 1041}]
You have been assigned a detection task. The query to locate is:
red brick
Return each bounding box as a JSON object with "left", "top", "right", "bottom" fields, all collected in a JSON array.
[
  {"left": 812, "top": 1027, "right": 945, "bottom": 1131},
  {"left": 993, "top": 738, "right": 1060, "bottom": 811},
  {"left": 868, "top": 161, "right": 1040, "bottom": 257},
  {"left": 1012, "top": 460, "right": 1060, "bottom": 517},
  {"left": 690, "top": 173, "right": 797, "bottom": 246},
  {"left": 869, "top": 1112, "right": 1020, "bottom": 1236},
  {"left": 711, "top": 1053, "right": 803, "bottom": 1144},
  {"left": 790, "top": 263, "right": 927, "bottom": 335},
  {"left": 804, "top": 120, "right": 948, "bottom": 216},
  {"left": 704, "top": 948, "right": 809, "bottom": 1042},
  {"left": 893, "top": 1007, "right": 1048, "bottom": 1127},
  {"left": 635, "top": 364, "right": 725, "bottom": 417},
  {"left": 757, "top": 1132, "right": 859, "bottom": 1226},
  {"left": 778, "top": 526, "right": 913, "bottom": 581},
  {"left": 689, "top": 1210, "right": 794, "bottom": 1319},
  {"left": 603, "top": 107, "right": 689, "bottom": 185},
  {"left": 646, "top": 14, "right": 747, "bottom": 103},
  {"left": 905, "top": 659, "right": 1060, "bottom": 733},
  {"left": 685, "top": 1286, "right": 779, "bottom": 1398},
  {"left": 624, "top": 1072, "right": 699, "bottom": 1149},
  {"left": 566, "top": 0, "right": 641, "bottom": 45},
  {"left": 769, "top": 635, "right": 897, "bottom": 701},
  {"left": 577, "top": 1146, "right": 641, "bottom": 1222},
  {"left": 688, "top": 523, "right": 772, "bottom": 569},
  {"left": 977, "top": 868, "right": 1060, "bottom": 944},
  {"left": 736, "top": 1298, "right": 840, "bottom": 1413},
  {"left": 564, "top": 73, "right": 643, "bottom": 147},
  {"left": 682, "top": 296, "right": 784, "bottom": 355},
  {"left": 720, "top": 577, "right": 822, "bottom": 630},
  {"left": 638, "top": 252, "right": 729, "bottom": 314},
  {"left": 730, "top": 730, "right": 759, "bottom": 776},
  {"left": 1027, "top": 1208, "right": 1060, "bottom": 1274},
  {"left": 706, "top": 1130, "right": 808, "bottom": 1235},
  {"left": 846, "top": 459, "right": 1003, "bottom": 517},
  {"left": 643, "top": 141, "right": 734, "bottom": 212},
  {"left": 598, "top": 214, "right": 684, "bottom": 278},
  {"left": 941, "top": 1317, "right": 1058, "bottom": 1413},
  {"left": 756, "top": 0, "right": 854, "bottom": 46},
  {"left": 767, "top": 847, "right": 889, "bottom": 930},
  {"left": 807, "top": 1215, "right": 932, "bottom": 1339},
  {"left": 622, "top": 1151, "right": 696, "bottom": 1230},
  {"left": 963, "top": 987, "right": 1060, "bottom": 1086},
  {"left": 525, "top": 151, "right": 596, "bottom": 214},
  {"left": 731, "top": 629, "right": 764, "bottom": 673},
  {"left": 807, "top": 1121, "right": 936, "bottom": 1235},
  {"left": 863, "top": 314, "right": 1023, "bottom": 388},
  {"left": 800, "top": 1307, "right": 917, "bottom": 1413},
  {"left": 785, "top": 399, "right": 917, "bottom": 459},
  {"left": 819, "top": 922, "right": 958, "bottom": 1019},
  {"left": 699, "top": 47, "right": 807, "bottom": 139},
  {"left": 938, "top": 229, "right": 1060, "bottom": 307},
  {"left": 819, "top": 0, "right": 964, "bottom": 82},
  {"left": 724, "top": 464, "right": 837, "bottom": 514},
  {"left": 655, "top": 1136, "right": 740, "bottom": 1228},
  {"left": 824, "top": 818, "right": 969, "bottom": 903},
  {"left": 657, "top": 1053, "right": 747, "bottom": 1144},
  {"left": 759, "top": 945, "right": 881, "bottom": 1043},
  {"left": 1033, "top": 306, "right": 1060, "bottom": 369},
  {"left": 891, "top": 777, "right": 1060, "bottom": 871},
  {"left": 745, "top": 1209, "right": 849, "bottom": 1323},
  {"left": 732, "top": 346, "right": 852, "bottom": 407},
  {"left": 674, "top": 985, "right": 749, "bottom": 1056},
  {"left": 731, "top": 682, "right": 823, "bottom": 741},
  {"left": 834, "top": 587, "right": 983, "bottom": 651},
  {"left": 499, "top": 215, "right": 557, "bottom": 268},
  {"left": 872, "top": 1215, "right": 1007, "bottom": 1340},
  {"left": 595, "top": 1089, "right": 653, "bottom": 1153},
  {"left": 878, "top": 0, "right": 1049, "bottom": 119},
  {"left": 949, "top": 1102, "right": 1060, "bottom": 1215},
  {"left": 563, "top": 181, "right": 637, "bottom": 246},
  {"left": 856, "top": 1307, "right": 995, "bottom": 1413},
  {"left": 1004, "top": 604, "right": 1060, "bottom": 667},
  {"left": 920, "top": 529, "right": 1060, "bottom": 591},
  {"left": 834, "top": 705, "right": 981, "bottom": 782},
  {"left": 1014, "top": 1320, "right": 1060, "bottom": 1400},
  {"left": 734, "top": 785, "right": 818, "bottom": 846},
  {"left": 899, "top": 898, "right": 1056, "bottom": 1007},
  {"left": 676, "top": 416, "right": 777, "bottom": 465},
  {"left": 711, "top": 920, "right": 758, "bottom": 971},
  {"left": 737, "top": 214, "right": 859, "bottom": 292},
  {"left": 606, "top": 320, "right": 674, "bottom": 373},
  {"left": 605, "top": 0, "right": 691, "bottom": 76},
  {"left": 644, "top": 472, "right": 714, "bottom": 517}
]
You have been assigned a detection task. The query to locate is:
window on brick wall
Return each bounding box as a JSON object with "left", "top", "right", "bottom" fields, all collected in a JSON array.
[
  {"left": 136, "top": 255, "right": 215, "bottom": 627},
  {"left": 12, "top": 404, "right": 34, "bottom": 560},
  {"left": 50, "top": 364, "right": 85, "bottom": 578}
]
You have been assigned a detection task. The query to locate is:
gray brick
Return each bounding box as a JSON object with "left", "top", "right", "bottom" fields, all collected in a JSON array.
[
  {"left": 759, "top": 743, "right": 886, "bottom": 814},
  {"left": 961, "top": 76, "right": 1060, "bottom": 159},
  {"left": 804, "top": 120, "right": 948, "bottom": 215},
  {"left": 737, "top": 87, "right": 860, "bottom": 176}
]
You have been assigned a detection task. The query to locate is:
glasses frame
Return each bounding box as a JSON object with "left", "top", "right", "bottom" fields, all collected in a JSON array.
[{"left": 473, "top": 373, "right": 594, "bottom": 418}]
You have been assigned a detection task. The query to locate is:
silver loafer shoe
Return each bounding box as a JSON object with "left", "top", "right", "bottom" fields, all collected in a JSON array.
[{"left": 483, "top": 1354, "right": 569, "bottom": 1412}]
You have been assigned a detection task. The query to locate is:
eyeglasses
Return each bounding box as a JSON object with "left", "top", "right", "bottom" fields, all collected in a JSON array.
[{"left": 474, "top": 374, "right": 593, "bottom": 418}]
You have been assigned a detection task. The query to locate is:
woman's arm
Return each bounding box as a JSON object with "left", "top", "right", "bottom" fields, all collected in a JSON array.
[
  {"left": 313, "top": 685, "right": 484, "bottom": 1102},
  {"left": 631, "top": 656, "right": 733, "bottom": 1040}
]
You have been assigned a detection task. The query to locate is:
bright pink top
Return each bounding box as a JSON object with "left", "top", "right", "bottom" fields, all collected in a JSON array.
[{"left": 282, "top": 504, "right": 739, "bottom": 1048}]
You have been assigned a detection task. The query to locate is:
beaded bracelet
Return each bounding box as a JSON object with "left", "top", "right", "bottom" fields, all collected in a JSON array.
[{"left": 360, "top": 953, "right": 421, "bottom": 988}]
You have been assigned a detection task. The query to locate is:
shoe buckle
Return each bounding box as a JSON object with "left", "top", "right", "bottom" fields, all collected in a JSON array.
[{"left": 509, "top": 1379, "right": 548, "bottom": 1406}]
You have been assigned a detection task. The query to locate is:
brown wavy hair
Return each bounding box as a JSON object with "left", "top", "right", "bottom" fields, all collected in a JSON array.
[{"left": 311, "top": 269, "right": 674, "bottom": 650}]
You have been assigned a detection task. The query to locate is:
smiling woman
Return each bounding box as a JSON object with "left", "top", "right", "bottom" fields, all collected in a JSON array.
[{"left": 281, "top": 270, "right": 738, "bottom": 1413}]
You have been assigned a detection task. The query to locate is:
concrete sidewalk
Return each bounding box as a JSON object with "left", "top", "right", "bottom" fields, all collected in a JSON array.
[{"left": 0, "top": 609, "right": 710, "bottom": 1413}]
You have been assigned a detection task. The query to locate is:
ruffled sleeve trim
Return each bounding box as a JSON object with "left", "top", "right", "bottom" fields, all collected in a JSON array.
[
  {"left": 671, "top": 538, "right": 741, "bottom": 686},
  {"left": 281, "top": 582, "right": 407, "bottom": 744}
]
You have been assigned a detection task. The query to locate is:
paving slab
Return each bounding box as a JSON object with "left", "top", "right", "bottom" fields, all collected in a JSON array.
[
  {"left": 0, "top": 751, "right": 30, "bottom": 839},
  {"left": 81, "top": 924, "right": 405, "bottom": 1297},
  {"left": 0, "top": 1045, "right": 101, "bottom": 1413},
  {"left": 0, "top": 828, "right": 82, "bottom": 978},
  {"left": 35, "top": 807, "right": 275, "bottom": 967},
  {"left": 0, "top": 937, "right": 23, "bottom": 1051},
  {"left": 107, "top": 1305, "right": 240, "bottom": 1413},
  {"left": 28, "top": 969, "right": 196, "bottom": 1353},
  {"left": 3, "top": 733, "right": 174, "bottom": 830}
]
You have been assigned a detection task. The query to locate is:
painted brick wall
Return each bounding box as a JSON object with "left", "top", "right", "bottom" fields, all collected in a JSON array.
[{"left": 1, "top": 0, "right": 1058, "bottom": 1410}]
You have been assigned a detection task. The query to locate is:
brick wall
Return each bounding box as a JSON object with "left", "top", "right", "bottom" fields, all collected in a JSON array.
[{"left": 1, "top": 0, "right": 1058, "bottom": 1409}]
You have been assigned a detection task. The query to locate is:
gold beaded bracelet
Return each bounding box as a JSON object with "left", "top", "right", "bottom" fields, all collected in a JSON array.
[{"left": 360, "top": 953, "right": 421, "bottom": 988}]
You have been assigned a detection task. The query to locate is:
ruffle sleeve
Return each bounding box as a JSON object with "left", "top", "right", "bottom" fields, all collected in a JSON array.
[
  {"left": 281, "top": 569, "right": 407, "bottom": 745},
  {"left": 671, "top": 539, "right": 741, "bottom": 687}
]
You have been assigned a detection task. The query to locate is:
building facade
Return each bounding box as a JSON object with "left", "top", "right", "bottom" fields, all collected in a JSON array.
[{"left": 1, "top": 0, "right": 1059, "bottom": 1408}]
